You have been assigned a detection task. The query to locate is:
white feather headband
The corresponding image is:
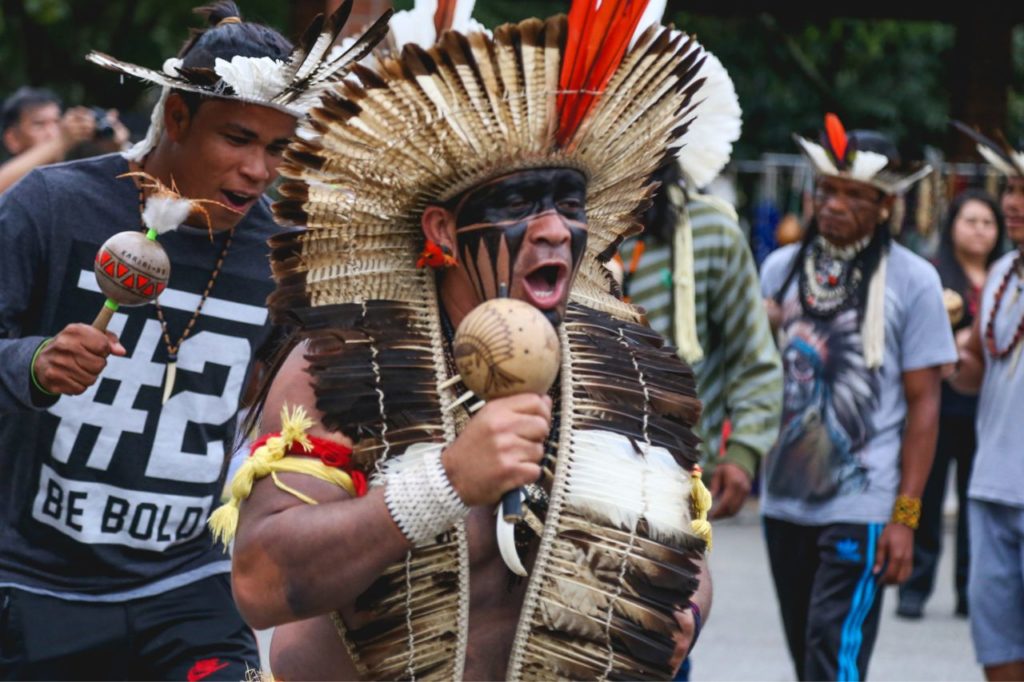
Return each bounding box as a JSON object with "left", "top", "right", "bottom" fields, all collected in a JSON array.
[
  {"left": 795, "top": 113, "right": 931, "bottom": 195},
  {"left": 86, "top": 0, "right": 391, "bottom": 161}
]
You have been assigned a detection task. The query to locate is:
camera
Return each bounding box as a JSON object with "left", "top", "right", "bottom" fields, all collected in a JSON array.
[{"left": 90, "top": 107, "right": 115, "bottom": 140}]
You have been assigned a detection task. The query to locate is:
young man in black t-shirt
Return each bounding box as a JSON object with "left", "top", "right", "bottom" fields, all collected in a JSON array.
[{"left": 0, "top": 2, "right": 386, "bottom": 679}]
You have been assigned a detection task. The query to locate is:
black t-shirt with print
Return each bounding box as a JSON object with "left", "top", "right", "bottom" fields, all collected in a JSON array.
[{"left": 0, "top": 154, "right": 280, "bottom": 598}]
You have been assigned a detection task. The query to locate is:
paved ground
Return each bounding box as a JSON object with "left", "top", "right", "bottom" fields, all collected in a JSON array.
[
  {"left": 256, "top": 499, "right": 982, "bottom": 681},
  {"left": 695, "top": 501, "right": 981, "bottom": 681}
]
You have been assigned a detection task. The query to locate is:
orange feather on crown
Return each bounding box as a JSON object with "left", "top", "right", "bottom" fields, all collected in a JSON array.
[
  {"left": 824, "top": 112, "right": 849, "bottom": 167},
  {"left": 433, "top": 0, "right": 457, "bottom": 37},
  {"left": 556, "top": 0, "right": 652, "bottom": 147}
]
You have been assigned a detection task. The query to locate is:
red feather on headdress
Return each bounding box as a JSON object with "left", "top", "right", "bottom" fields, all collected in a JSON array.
[
  {"left": 556, "top": 0, "right": 651, "bottom": 147},
  {"left": 824, "top": 112, "right": 848, "bottom": 167},
  {"left": 434, "top": 0, "right": 457, "bottom": 37}
]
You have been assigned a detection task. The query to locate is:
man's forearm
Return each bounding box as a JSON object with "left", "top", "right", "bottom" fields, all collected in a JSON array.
[
  {"left": 233, "top": 483, "right": 412, "bottom": 629},
  {"left": 0, "top": 335, "right": 59, "bottom": 413}
]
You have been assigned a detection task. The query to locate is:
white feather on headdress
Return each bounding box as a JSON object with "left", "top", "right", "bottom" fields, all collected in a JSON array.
[
  {"left": 795, "top": 135, "right": 840, "bottom": 176},
  {"left": 213, "top": 56, "right": 289, "bottom": 103},
  {"left": 848, "top": 149, "right": 890, "bottom": 182},
  {"left": 977, "top": 144, "right": 1021, "bottom": 177},
  {"left": 676, "top": 51, "right": 743, "bottom": 188}
]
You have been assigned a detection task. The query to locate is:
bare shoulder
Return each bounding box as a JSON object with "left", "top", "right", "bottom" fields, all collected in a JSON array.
[
  {"left": 261, "top": 340, "right": 352, "bottom": 446},
  {"left": 236, "top": 341, "right": 355, "bottom": 526}
]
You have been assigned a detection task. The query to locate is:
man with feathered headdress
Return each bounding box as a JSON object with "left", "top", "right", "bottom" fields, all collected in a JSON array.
[
  {"left": 759, "top": 115, "right": 956, "bottom": 680},
  {"left": 0, "top": 2, "right": 387, "bottom": 678},
  {"left": 217, "top": 1, "right": 722, "bottom": 679},
  {"left": 948, "top": 124, "right": 1024, "bottom": 682}
]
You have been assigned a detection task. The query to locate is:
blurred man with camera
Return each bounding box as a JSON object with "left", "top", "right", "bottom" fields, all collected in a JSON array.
[{"left": 0, "top": 86, "right": 127, "bottom": 194}]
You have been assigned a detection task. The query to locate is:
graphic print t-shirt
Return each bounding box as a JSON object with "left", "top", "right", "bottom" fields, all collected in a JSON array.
[
  {"left": 759, "top": 242, "right": 956, "bottom": 525},
  {"left": 0, "top": 154, "right": 280, "bottom": 599}
]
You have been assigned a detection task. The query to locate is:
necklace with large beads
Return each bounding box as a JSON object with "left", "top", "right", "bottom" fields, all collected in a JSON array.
[{"left": 799, "top": 234, "right": 871, "bottom": 316}]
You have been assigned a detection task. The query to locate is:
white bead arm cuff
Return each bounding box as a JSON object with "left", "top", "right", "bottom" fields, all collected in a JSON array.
[{"left": 384, "top": 449, "right": 469, "bottom": 547}]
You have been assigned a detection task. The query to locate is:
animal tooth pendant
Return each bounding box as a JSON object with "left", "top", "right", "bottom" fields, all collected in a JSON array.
[{"left": 162, "top": 355, "right": 177, "bottom": 404}]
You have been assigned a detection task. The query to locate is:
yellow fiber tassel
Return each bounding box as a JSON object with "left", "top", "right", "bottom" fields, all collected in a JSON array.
[
  {"left": 209, "top": 499, "right": 241, "bottom": 547},
  {"left": 206, "top": 404, "right": 358, "bottom": 550},
  {"left": 690, "top": 465, "right": 713, "bottom": 551}
]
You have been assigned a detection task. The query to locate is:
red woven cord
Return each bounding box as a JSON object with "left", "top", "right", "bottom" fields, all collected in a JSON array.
[{"left": 249, "top": 433, "right": 367, "bottom": 496}]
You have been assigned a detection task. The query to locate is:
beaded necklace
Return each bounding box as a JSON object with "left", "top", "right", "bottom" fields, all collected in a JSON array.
[
  {"left": 799, "top": 233, "right": 872, "bottom": 318},
  {"left": 133, "top": 186, "right": 236, "bottom": 403},
  {"left": 984, "top": 251, "right": 1024, "bottom": 359}
]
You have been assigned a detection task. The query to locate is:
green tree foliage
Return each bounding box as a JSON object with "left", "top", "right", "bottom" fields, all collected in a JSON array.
[
  {"left": 662, "top": 13, "right": 958, "bottom": 160},
  {"left": 3, "top": 0, "right": 1020, "bottom": 158},
  {"left": 0, "top": 0, "right": 288, "bottom": 110}
]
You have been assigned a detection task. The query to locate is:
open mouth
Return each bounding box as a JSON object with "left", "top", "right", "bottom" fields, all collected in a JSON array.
[
  {"left": 522, "top": 262, "right": 568, "bottom": 308},
  {"left": 221, "top": 190, "right": 256, "bottom": 211}
]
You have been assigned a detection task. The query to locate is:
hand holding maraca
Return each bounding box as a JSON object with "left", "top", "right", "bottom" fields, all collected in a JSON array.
[
  {"left": 32, "top": 324, "right": 127, "bottom": 397},
  {"left": 439, "top": 298, "right": 561, "bottom": 576},
  {"left": 440, "top": 392, "right": 552, "bottom": 508}
]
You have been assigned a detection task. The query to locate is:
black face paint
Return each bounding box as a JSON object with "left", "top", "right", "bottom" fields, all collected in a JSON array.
[{"left": 452, "top": 168, "right": 588, "bottom": 311}]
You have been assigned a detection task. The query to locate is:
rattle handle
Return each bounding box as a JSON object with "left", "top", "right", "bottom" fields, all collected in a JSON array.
[{"left": 92, "top": 300, "right": 118, "bottom": 332}]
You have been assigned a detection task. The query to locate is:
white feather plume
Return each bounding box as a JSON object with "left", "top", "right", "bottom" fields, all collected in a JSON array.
[
  {"left": 141, "top": 196, "right": 191, "bottom": 235},
  {"left": 389, "top": 0, "right": 439, "bottom": 49},
  {"left": 564, "top": 430, "right": 692, "bottom": 545},
  {"left": 794, "top": 135, "right": 840, "bottom": 176},
  {"left": 848, "top": 149, "right": 890, "bottom": 182},
  {"left": 677, "top": 50, "right": 743, "bottom": 188},
  {"left": 452, "top": 0, "right": 478, "bottom": 29},
  {"left": 214, "top": 56, "right": 289, "bottom": 102}
]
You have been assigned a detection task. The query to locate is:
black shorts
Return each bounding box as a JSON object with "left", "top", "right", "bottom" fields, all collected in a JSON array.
[{"left": 0, "top": 574, "right": 258, "bottom": 681}]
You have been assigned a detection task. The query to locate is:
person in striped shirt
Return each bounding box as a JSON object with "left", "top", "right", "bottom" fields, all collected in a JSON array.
[{"left": 620, "top": 160, "right": 783, "bottom": 521}]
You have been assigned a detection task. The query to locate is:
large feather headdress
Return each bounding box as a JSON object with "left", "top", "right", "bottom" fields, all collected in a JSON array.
[
  {"left": 85, "top": 0, "right": 391, "bottom": 161},
  {"left": 794, "top": 113, "right": 932, "bottom": 195},
  {"left": 274, "top": 0, "right": 709, "bottom": 320},
  {"left": 952, "top": 120, "right": 1024, "bottom": 177}
]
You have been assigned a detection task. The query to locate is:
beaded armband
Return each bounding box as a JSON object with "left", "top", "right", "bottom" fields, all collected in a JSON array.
[
  {"left": 383, "top": 447, "right": 470, "bottom": 547},
  {"left": 891, "top": 494, "right": 921, "bottom": 530}
]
